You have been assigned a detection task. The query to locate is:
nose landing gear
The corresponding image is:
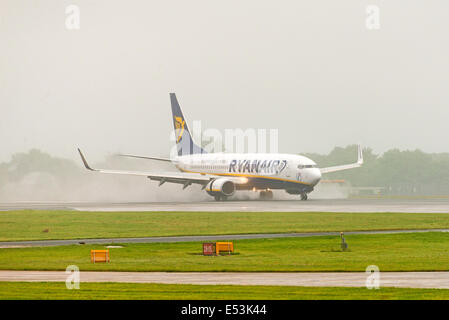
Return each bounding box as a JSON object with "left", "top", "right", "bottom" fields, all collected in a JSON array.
[{"left": 285, "top": 189, "right": 310, "bottom": 200}]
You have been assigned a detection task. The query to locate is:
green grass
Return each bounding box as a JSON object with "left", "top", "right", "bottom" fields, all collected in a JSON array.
[
  {"left": 2, "top": 210, "right": 449, "bottom": 241},
  {"left": 2, "top": 282, "right": 449, "bottom": 300},
  {"left": 1, "top": 232, "right": 449, "bottom": 272}
]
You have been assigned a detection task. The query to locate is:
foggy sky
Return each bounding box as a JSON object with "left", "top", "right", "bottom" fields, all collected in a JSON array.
[{"left": 1, "top": 0, "right": 448, "bottom": 163}]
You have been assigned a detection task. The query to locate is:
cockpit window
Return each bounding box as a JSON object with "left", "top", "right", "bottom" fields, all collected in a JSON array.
[{"left": 298, "top": 164, "right": 317, "bottom": 169}]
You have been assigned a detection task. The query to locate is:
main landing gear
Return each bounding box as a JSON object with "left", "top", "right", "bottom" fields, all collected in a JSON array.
[
  {"left": 214, "top": 194, "right": 228, "bottom": 201},
  {"left": 300, "top": 193, "right": 308, "bottom": 201},
  {"left": 259, "top": 190, "right": 274, "bottom": 200}
]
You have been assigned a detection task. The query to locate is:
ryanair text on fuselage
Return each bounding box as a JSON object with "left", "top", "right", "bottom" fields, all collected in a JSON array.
[{"left": 229, "top": 159, "right": 287, "bottom": 174}]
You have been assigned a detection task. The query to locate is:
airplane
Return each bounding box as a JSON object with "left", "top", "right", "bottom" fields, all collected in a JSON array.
[{"left": 77, "top": 93, "right": 363, "bottom": 201}]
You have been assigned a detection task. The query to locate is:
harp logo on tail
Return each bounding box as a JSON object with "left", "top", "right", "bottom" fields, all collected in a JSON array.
[{"left": 174, "top": 116, "right": 185, "bottom": 142}]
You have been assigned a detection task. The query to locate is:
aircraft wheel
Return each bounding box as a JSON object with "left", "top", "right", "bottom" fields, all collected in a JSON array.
[
  {"left": 214, "top": 194, "right": 222, "bottom": 201},
  {"left": 259, "top": 190, "right": 273, "bottom": 200},
  {"left": 300, "top": 193, "right": 308, "bottom": 201}
]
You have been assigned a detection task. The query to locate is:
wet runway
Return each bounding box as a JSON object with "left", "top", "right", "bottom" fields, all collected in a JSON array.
[
  {"left": 2, "top": 270, "right": 449, "bottom": 289},
  {"left": 1, "top": 198, "right": 449, "bottom": 213}
]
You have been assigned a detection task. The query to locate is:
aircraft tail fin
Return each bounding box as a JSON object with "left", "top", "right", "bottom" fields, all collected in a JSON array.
[{"left": 170, "top": 93, "right": 207, "bottom": 156}]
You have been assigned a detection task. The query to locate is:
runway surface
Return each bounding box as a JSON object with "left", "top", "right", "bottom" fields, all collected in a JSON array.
[
  {"left": 1, "top": 228, "right": 448, "bottom": 248},
  {"left": 2, "top": 270, "right": 449, "bottom": 289},
  {"left": 1, "top": 198, "right": 449, "bottom": 213}
]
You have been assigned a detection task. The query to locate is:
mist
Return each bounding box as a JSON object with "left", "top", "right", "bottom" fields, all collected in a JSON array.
[
  {"left": 0, "top": 150, "right": 210, "bottom": 202},
  {"left": 1, "top": 1, "right": 448, "bottom": 202},
  {"left": 1, "top": 1, "right": 449, "bottom": 165},
  {"left": 0, "top": 149, "right": 347, "bottom": 202},
  {"left": 10, "top": 146, "right": 446, "bottom": 203}
]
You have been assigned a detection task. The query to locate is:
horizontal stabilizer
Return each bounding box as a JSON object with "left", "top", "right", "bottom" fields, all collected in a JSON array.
[{"left": 116, "top": 154, "right": 175, "bottom": 162}]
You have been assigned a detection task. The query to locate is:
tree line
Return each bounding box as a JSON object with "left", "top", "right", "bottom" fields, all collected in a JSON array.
[
  {"left": 1, "top": 147, "right": 449, "bottom": 196},
  {"left": 305, "top": 145, "right": 449, "bottom": 195}
]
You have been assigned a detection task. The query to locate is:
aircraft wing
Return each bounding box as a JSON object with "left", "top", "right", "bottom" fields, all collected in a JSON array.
[
  {"left": 319, "top": 144, "right": 364, "bottom": 174},
  {"left": 78, "top": 149, "right": 213, "bottom": 188}
]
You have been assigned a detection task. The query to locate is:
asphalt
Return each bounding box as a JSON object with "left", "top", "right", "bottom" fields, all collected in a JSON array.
[
  {"left": 1, "top": 228, "right": 449, "bottom": 248},
  {"left": 2, "top": 270, "right": 449, "bottom": 289},
  {"left": 1, "top": 198, "right": 449, "bottom": 213}
]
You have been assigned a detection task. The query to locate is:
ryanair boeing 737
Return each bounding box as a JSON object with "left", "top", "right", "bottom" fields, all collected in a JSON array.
[{"left": 78, "top": 93, "right": 363, "bottom": 201}]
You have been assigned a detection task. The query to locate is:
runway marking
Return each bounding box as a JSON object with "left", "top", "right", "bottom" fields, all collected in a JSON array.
[
  {"left": 0, "top": 229, "right": 448, "bottom": 248},
  {"left": 2, "top": 270, "right": 449, "bottom": 289}
]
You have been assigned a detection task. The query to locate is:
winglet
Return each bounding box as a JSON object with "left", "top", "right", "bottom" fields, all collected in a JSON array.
[
  {"left": 77, "top": 148, "right": 95, "bottom": 171},
  {"left": 357, "top": 144, "right": 364, "bottom": 165},
  {"left": 319, "top": 144, "right": 364, "bottom": 174}
]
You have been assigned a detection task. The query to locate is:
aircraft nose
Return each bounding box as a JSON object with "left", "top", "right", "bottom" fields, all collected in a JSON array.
[{"left": 310, "top": 168, "right": 322, "bottom": 185}]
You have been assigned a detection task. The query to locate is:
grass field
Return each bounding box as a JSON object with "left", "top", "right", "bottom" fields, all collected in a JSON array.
[
  {"left": 2, "top": 210, "right": 449, "bottom": 241},
  {"left": 1, "top": 232, "right": 449, "bottom": 272},
  {"left": 2, "top": 282, "right": 449, "bottom": 300}
]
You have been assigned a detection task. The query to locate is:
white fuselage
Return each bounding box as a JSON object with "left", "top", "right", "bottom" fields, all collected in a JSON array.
[{"left": 175, "top": 153, "right": 322, "bottom": 192}]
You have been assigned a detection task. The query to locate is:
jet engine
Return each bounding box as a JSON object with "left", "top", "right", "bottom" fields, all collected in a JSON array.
[{"left": 205, "top": 178, "right": 236, "bottom": 197}]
